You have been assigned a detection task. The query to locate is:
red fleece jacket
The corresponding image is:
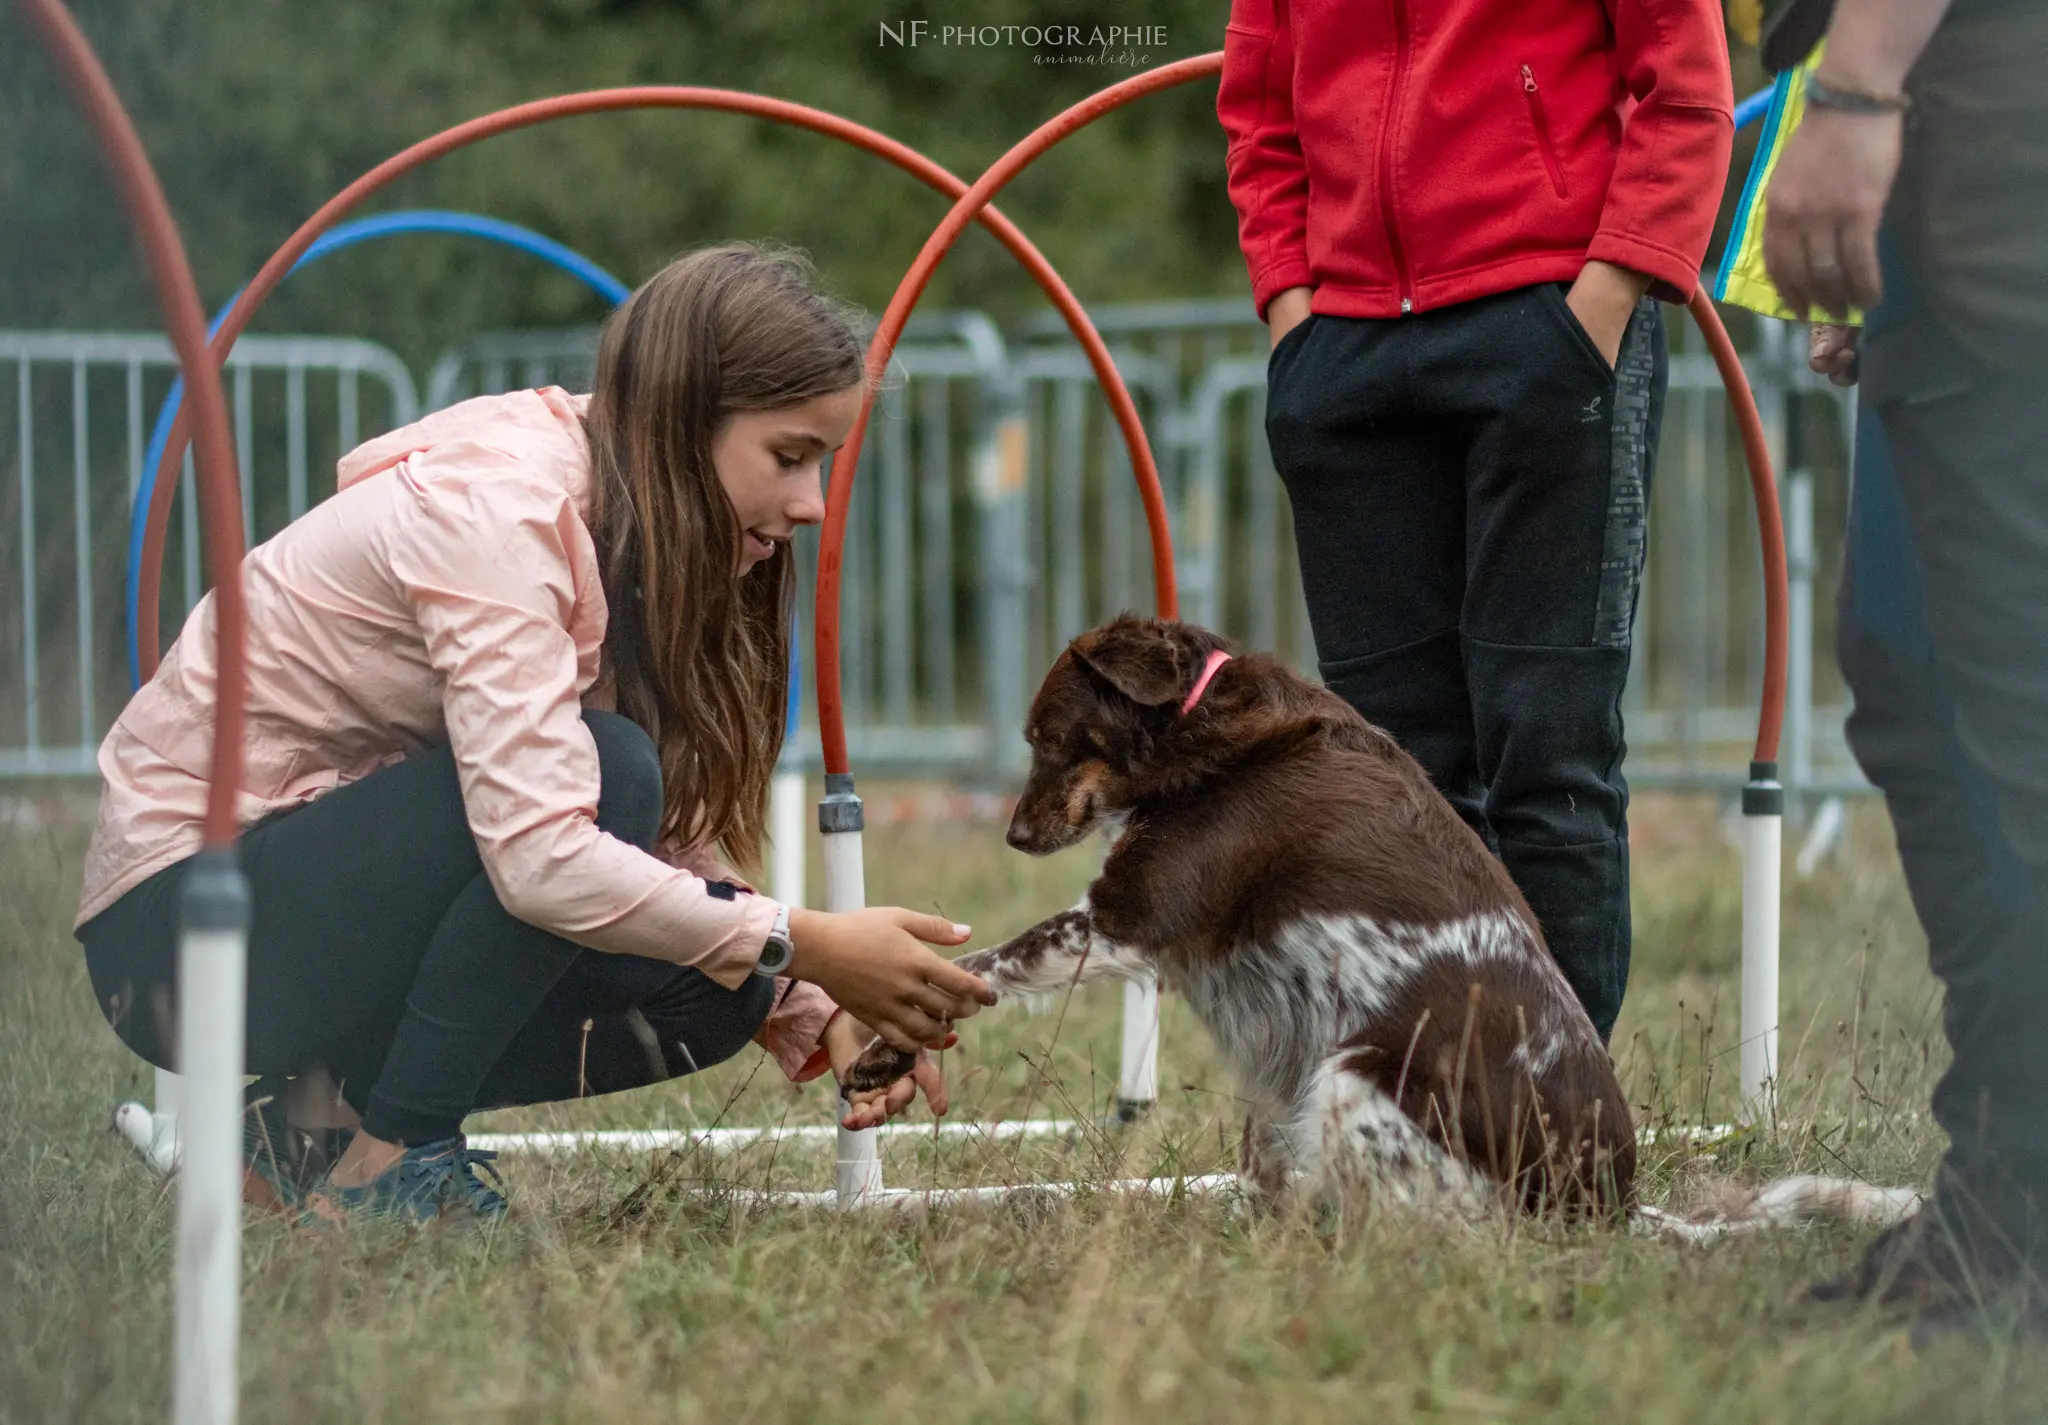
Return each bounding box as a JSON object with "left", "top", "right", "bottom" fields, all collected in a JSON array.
[{"left": 1217, "top": 0, "right": 1735, "bottom": 322}]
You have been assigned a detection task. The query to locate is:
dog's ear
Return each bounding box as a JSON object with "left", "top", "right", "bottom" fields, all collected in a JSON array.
[{"left": 1070, "top": 617, "right": 1211, "bottom": 708}]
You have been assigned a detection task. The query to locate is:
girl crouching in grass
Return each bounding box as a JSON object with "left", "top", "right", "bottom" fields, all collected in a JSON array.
[{"left": 75, "top": 243, "right": 993, "bottom": 1225}]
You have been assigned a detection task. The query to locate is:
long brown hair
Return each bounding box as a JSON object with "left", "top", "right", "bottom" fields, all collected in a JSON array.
[{"left": 582, "top": 242, "right": 868, "bottom": 872}]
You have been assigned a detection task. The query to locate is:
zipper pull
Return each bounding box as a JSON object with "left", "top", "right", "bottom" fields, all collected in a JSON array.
[{"left": 1522, "top": 64, "right": 1537, "bottom": 92}]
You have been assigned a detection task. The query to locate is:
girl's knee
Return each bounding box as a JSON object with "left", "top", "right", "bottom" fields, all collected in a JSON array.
[
  {"left": 582, "top": 711, "right": 664, "bottom": 849},
  {"left": 648, "top": 972, "right": 776, "bottom": 1075}
]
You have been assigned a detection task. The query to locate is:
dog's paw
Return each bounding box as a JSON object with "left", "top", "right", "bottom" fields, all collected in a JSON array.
[
  {"left": 842, "top": 1037, "right": 918, "bottom": 1093},
  {"left": 951, "top": 947, "right": 1000, "bottom": 988}
]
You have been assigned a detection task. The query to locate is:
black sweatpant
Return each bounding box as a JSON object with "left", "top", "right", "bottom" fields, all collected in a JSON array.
[
  {"left": 1839, "top": 226, "right": 2048, "bottom": 1250},
  {"left": 1265, "top": 282, "right": 1666, "bottom": 1041},
  {"left": 77, "top": 710, "right": 775, "bottom": 1146}
]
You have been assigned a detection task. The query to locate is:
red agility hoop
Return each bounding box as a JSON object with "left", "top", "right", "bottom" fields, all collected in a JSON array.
[{"left": 131, "top": 86, "right": 1177, "bottom": 698}]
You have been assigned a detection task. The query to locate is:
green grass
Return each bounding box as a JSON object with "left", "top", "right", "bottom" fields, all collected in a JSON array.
[{"left": 4, "top": 786, "right": 2044, "bottom": 1423}]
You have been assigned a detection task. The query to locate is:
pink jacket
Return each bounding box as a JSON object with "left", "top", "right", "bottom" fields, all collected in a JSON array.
[{"left": 77, "top": 387, "right": 837, "bottom": 1082}]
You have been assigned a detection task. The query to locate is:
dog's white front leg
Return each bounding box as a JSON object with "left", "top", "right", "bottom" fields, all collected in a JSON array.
[
  {"left": 840, "top": 900, "right": 1153, "bottom": 1093},
  {"left": 953, "top": 899, "right": 1151, "bottom": 1006}
]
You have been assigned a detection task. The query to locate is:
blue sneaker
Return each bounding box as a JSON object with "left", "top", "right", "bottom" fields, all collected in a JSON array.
[{"left": 300, "top": 1136, "right": 508, "bottom": 1228}]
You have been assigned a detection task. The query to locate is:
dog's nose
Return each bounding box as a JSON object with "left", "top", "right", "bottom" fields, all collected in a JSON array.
[{"left": 1005, "top": 819, "right": 1034, "bottom": 851}]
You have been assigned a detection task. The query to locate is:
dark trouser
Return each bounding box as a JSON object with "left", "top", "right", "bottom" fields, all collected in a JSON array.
[
  {"left": 1842, "top": 227, "right": 2048, "bottom": 1257},
  {"left": 1265, "top": 282, "right": 1665, "bottom": 1041},
  {"left": 77, "top": 710, "right": 774, "bottom": 1147}
]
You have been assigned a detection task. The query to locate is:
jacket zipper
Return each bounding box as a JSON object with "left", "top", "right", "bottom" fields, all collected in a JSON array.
[
  {"left": 1377, "top": 0, "right": 1415, "bottom": 313},
  {"left": 1521, "top": 65, "right": 1569, "bottom": 199}
]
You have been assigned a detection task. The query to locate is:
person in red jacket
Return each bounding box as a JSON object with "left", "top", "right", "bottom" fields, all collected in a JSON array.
[{"left": 1218, "top": 0, "right": 1734, "bottom": 1041}]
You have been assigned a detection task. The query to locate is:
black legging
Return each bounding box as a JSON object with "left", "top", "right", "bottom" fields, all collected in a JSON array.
[{"left": 78, "top": 711, "right": 775, "bottom": 1145}]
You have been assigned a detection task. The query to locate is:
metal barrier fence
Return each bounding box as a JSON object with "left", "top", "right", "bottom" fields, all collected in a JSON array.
[
  {"left": 1, "top": 332, "right": 416, "bottom": 775},
  {"left": 3, "top": 306, "right": 1861, "bottom": 815}
]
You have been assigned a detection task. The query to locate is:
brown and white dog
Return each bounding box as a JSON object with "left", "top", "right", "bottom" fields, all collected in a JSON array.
[{"left": 852, "top": 616, "right": 1918, "bottom": 1233}]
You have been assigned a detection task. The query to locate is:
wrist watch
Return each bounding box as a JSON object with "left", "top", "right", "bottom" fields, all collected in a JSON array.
[{"left": 753, "top": 902, "right": 794, "bottom": 978}]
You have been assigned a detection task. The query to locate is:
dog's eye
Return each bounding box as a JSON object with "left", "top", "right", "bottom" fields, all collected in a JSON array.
[{"left": 1081, "top": 729, "right": 1110, "bottom": 757}]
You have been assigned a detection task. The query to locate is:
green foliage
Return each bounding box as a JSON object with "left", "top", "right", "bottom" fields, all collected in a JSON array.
[{"left": 1, "top": 0, "right": 1246, "bottom": 370}]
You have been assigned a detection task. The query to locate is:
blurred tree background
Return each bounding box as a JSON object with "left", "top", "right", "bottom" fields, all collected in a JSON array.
[
  {"left": 2, "top": 0, "right": 1257, "bottom": 367},
  {"left": 3, "top": 2, "right": 1766, "bottom": 366}
]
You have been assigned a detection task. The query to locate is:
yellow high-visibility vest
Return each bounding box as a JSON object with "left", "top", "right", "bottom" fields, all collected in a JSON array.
[{"left": 1713, "top": 48, "right": 1866, "bottom": 327}]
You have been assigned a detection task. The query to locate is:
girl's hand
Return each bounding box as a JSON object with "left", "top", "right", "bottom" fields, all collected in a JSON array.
[
  {"left": 822, "top": 1012, "right": 954, "bottom": 1130},
  {"left": 785, "top": 907, "right": 994, "bottom": 1052}
]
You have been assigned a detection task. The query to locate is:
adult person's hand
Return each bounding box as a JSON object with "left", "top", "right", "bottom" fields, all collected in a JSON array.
[
  {"left": 1758, "top": 0, "right": 1956, "bottom": 320},
  {"left": 785, "top": 906, "right": 994, "bottom": 1052},
  {"left": 820, "top": 1011, "right": 955, "bottom": 1129},
  {"left": 1811, "top": 322, "right": 1862, "bottom": 386},
  {"left": 1564, "top": 259, "right": 1653, "bottom": 367},
  {"left": 1762, "top": 103, "right": 1902, "bottom": 319},
  {"left": 1268, "top": 285, "right": 1315, "bottom": 348}
]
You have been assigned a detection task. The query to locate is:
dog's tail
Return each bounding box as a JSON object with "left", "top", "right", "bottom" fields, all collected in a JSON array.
[{"left": 1629, "top": 1175, "right": 1923, "bottom": 1244}]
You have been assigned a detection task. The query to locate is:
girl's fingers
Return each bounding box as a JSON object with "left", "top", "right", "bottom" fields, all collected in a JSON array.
[
  {"left": 922, "top": 955, "right": 997, "bottom": 1007},
  {"left": 893, "top": 909, "right": 972, "bottom": 945}
]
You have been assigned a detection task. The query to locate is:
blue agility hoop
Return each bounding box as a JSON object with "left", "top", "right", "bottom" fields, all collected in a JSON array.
[
  {"left": 1734, "top": 85, "right": 1773, "bottom": 131},
  {"left": 126, "top": 209, "right": 631, "bottom": 689}
]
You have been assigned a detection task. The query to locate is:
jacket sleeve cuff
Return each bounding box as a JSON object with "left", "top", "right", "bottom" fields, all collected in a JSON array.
[
  {"left": 753, "top": 979, "right": 841, "bottom": 1082},
  {"left": 1585, "top": 232, "right": 1702, "bottom": 305},
  {"left": 1250, "top": 256, "right": 1316, "bottom": 325},
  {"left": 690, "top": 891, "right": 780, "bottom": 990}
]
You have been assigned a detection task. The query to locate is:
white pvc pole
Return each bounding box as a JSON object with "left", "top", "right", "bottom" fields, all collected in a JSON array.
[
  {"left": 175, "top": 851, "right": 248, "bottom": 1425},
  {"left": 1740, "top": 763, "right": 1783, "bottom": 1123},
  {"left": 819, "top": 773, "right": 883, "bottom": 1204},
  {"left": 770, "top": 766, "right": 806, "bottom": 911},
  {"left": 1115, "top": 974, "right": 1159, "bottom": 1120}
]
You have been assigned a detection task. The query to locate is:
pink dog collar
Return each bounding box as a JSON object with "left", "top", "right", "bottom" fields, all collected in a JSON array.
[{"left": 1180, "top": 649, "right": 1233, "bottom": 715}]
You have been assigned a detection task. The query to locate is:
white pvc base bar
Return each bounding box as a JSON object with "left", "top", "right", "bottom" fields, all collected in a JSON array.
[
  {"left": 114, "top": 1065, "right": 184, "bottom": 1172},
  {"left": 691, "top": 1172, "right": 1239, "bottom": 1212},
  {"left": 468, "top": 1120, "right": 1080, "bottom": 1154}
]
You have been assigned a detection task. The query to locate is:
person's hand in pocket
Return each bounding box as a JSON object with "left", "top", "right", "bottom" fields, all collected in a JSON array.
[
  {"left": 1268, "top": 286, "right": 1315, "bottom": 349},
  {"left": 1563, "top": 260, "right": 1652, "bottom": 368}
]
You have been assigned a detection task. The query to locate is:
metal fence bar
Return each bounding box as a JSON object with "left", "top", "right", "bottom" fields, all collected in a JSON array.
[
  {"left": 337, "top": 366, "right": 359, "bottom": 457},
  {"left": 1052, "top": 379, "right": 1086, "bottom": 645},
  {"left": 0, "top": 331, "right": 417, "bottom": 777},
  {"left": 18, "top": 360, "right": 38, "bottom": 753},
  {"left": 180, "top": 446, "right": 199, "bottom": 616},
  {"left": 878, "top": 379, "right": 914, "bottom": 726},
  {"left": 126, "top": 360, "right": 142, "bottom": 505},
  {"left": 0, "top": 313, "right": 1866, "bottom": 795},
  {"left": 1245, "top": 376, "right": 1277, "bottom": 653},
  {"left": 285, "top": 365, "right": 307, "bottom": 521},
  {"left": 1097, "top": 401, "right": 1135, "bottom": 619},
  {"left": 917, "top": 378, "right": 955, "bottom": 720},
  {"left": 233, "top": 362, "right": 254, "bottom": 541},
  {"left": 74, "top": 358, "right": 93, "bottom": 750}
]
